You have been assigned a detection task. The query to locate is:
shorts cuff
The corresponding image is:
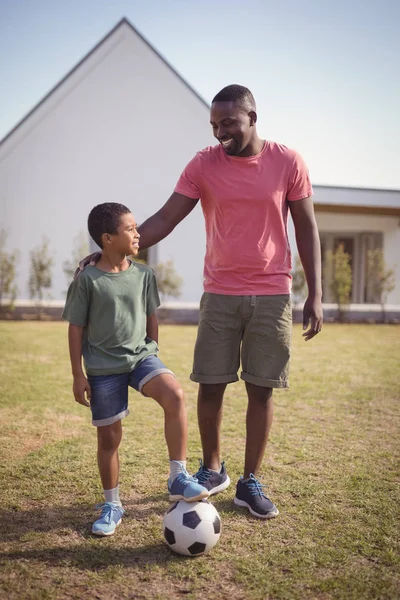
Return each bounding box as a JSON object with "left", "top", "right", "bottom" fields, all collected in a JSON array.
[
  {"left": 190, "top": 373, "right": 239, "bottom": 384},
  {"left": 241, "top": 372, "right": 289, "bottom": 389},
  {"left": 139, "top": 368, "right": 175, "bottom": 394},
  {"left": 92, "top": 408, "right": 130, "bottom": 427}
]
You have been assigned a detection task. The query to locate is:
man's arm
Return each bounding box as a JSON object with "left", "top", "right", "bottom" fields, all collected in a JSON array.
[
  {"left": 146, "top": 313, "right": 159, "bottom": 343},
  {"left": 68, "top": 324, "right": 91, "bottom": 406},
  {"left": 289, "top": 196, "right": 323, "bottom": 341},
  {"left": 138, "top": 192, "right": 199, "bottom": 250}
]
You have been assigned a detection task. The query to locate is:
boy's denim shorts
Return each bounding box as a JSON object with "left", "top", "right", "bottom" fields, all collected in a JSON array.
[{"left": 87, "top": 354, "right": 175, "bottom": 427}]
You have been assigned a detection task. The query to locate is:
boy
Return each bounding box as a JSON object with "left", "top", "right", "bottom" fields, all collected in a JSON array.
[{"left": 63, "top": 202, "right": 208, "bottom": 536}]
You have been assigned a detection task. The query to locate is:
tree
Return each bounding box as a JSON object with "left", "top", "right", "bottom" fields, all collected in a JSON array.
[
  {"left": 0, "top": 228, "right": 18, "bottom": 316},
  {"left": 325, "top": 243, "right": 352, "bottom": 322},
  {"left": 29, "top": 237, "right": 54, "bottom": 317},
  {"left": 367, "top": 248, "right": 395, "bottom": 323},
  {"left": 154, "top": 260, "right": 183, "bottom": 301},
  {"left": 63, "top": 231, "right": 89, "bottom": 288},
  {"left": 291, "top": 255, "right": 307, "bottom": 303}
]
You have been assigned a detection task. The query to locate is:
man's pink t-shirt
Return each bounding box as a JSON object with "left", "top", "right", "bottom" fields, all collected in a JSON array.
[{"left": 174, "top": 141, "right": 313, "bottom": 296}]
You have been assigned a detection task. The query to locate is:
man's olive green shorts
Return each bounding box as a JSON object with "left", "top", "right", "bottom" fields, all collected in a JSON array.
[{"left": 190, "top": 293, "right": 292, "bottom": 389}]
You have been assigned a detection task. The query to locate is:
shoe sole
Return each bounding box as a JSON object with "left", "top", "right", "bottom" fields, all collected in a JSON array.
[
  {"left": 208, "top": 476, "right": 231, "bottom": 496},
  {"left": 234, "top": 497, "right": 279, "bottom": 519},
  {"left": 92, "top": 518, "right": 122, "bottom": 536},
  {"left": 169, "top": 489, "right": 209, "bottom": 503}
]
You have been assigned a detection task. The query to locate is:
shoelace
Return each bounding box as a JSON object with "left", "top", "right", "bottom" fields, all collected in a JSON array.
[
  {"left": 94, "top": 502, "right": 123, "bottom": 523},
  {"left": 175, "top": 470, "right": 199, "bottom": 484},
  {"left": 246, "top": 473, "right": 269, "bottom": 498},
  {"left": 195, "top": 459, "right": 212, "bottom": 484}
]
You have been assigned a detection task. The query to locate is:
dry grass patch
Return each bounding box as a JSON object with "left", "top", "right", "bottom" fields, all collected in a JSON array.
[{"left": 0, "top": 322, "right": 399, "bottom": 600}]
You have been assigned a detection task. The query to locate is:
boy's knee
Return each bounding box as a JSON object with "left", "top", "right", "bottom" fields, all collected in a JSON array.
[
  {"left": 163, "top": 386, "right": 185, "bottom": 411},
  {"left": 97, "top": 423, "right": 122, "bottom": 451}
]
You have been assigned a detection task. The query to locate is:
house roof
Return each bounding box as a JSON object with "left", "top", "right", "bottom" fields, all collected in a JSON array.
[
  {"left": 313, "top": 184, "right": 400, "bottom": 214},
  {"left": 0, "top": 17, "right": 209, "bottom": 148}
]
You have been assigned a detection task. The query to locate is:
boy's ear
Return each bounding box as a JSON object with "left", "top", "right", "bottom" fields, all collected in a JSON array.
[{"left": 101, "top": 232, "right": 112, "bottom": 246}]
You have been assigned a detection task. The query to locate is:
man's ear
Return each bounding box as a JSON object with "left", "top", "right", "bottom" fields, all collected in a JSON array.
[{"left": 249, "top": 110, "right": 257, "bottom": 126}]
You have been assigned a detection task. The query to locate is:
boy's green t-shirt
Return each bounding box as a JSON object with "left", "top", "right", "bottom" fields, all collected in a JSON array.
[{"left": 62, "top": 262, "right": 160, "bottom": 375}]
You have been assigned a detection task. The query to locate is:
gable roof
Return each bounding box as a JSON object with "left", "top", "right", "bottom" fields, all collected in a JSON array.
[{"left": 0, "top": 17, "right": 209, "bottom": 148}]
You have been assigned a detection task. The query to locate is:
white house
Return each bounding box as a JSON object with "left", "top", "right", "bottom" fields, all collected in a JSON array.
[
  {"left": 0, "top": 18, "right": 213, "bottom": 304},
  {"left": 1, "top": 18, "right": 399, "bottom": 310}
]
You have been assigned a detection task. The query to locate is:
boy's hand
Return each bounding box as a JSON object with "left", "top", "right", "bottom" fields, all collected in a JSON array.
[
  {"left": 73, "top": 252, "right": 101, "bottom": 280},
  {"left": 72, "top": 375, "right": 91, "bottom": 407}
]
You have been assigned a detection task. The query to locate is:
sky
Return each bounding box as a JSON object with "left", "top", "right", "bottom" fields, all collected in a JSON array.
[{"left": 0, "top": 0, "right": 399, "bottom": 189}]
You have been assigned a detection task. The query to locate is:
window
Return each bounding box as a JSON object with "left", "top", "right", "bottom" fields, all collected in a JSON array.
[{"left": 320, "top": 232, "right": 383, "bottom": 303}]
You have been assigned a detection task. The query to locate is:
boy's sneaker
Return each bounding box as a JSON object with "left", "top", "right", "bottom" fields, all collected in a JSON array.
[
  {"left": 92, "top": 502, "right": 125, "bottom": 536},
  {"left": 168, "top": 470, "right": 209, "bottom": 502},
  {"left": 234, "top": 473, "right": 279, "bottom": 519},
  {"left": 194, "top": 459, "right": 231, "bottom": 496}
]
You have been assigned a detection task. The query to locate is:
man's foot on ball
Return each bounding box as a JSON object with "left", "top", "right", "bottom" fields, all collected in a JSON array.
[{"left": 234, "top": 473, "right": 279, "bottom": 519}]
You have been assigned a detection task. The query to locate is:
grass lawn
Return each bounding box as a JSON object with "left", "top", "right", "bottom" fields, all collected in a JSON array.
[{"left": 0, "top": 322, "right": 399, "bottom": 600}]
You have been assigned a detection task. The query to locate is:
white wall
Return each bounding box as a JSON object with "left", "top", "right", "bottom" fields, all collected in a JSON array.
[{"left": 0, "top": 22, "right": 213, "bottom": 301}]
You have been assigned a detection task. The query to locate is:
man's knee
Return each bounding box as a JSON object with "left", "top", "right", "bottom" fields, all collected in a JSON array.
[
  {"left": 198, "top": 383, "right": 227, "bottom": 403},
  {"left": 246, "top": 382, "right": 273, "bottom": 402}
]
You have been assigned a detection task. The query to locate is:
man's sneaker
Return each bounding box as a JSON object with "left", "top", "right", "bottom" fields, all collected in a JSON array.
[
  {"left": 234, "top": 473, "right": 279, "bottom": 519},
  {"left": 168, "top": 470, "right": 209, "bottom": 502},
  {"left": 92, "top": 502, "right": 125, "bottom": 536},
  {"left": 194, "top": 459, "right": 231, "bottom": 496}
]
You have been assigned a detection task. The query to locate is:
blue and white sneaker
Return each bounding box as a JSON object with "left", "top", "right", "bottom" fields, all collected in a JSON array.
[
  {"left": 194, "top": 459, "right": 231, "bottom": 496},
  {"left": 92, "top": 502, "right": 125, "bottom": 536},
  {"left": 168, "top": 470, "right": 209, "bottom": 502},
  {"left": 234, "top": 474, "right": 279, "bottom": 519}
]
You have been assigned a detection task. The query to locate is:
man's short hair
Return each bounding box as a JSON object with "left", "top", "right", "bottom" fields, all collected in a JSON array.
[
  {"left": 88, "top": 202, "right": 131, "bottom": 249},
  {"left": 212, "top": 85, "right": 256, "bottom": 111}
]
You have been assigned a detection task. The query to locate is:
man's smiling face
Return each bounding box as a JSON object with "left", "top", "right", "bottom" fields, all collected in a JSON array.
[{"left": 210, "top": 100, "right": 256, "bottom": 157}]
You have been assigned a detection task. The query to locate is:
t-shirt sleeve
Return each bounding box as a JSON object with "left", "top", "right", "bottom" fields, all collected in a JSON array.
[
  {"left": 62, "top": 274, "right": 90, "bottom": 326},
  {"left": 174, "top": 154, "right": 202, "bottom": 199},
  {"left": 146, "top": 270, "right": 161, "bottom": 316},
  {"left": 287, "top": 152, "right": 313, "bottom": 201}
]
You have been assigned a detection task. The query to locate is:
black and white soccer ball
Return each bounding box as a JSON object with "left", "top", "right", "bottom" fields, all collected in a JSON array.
[{"left": 163, "top": 499, "right": 221, "bottom": 556}]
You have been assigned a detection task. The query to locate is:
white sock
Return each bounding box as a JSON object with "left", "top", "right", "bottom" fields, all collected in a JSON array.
[
  {"left": 209, "top": 466, "right": 222, "bottom": 474},
  {"left": 169, "top": 460, "right": 187, "bottom": 481},
  {"left": 104, "top": 485, "right": 122, "bottom": 506}
]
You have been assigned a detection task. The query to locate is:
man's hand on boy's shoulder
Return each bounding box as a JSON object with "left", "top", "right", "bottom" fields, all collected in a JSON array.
[
  {"left": 73, "top": 252, "right": 101, "bottom": 280},
  {"left": 72, "top": 374, "right": 91, "bottom": 407}
]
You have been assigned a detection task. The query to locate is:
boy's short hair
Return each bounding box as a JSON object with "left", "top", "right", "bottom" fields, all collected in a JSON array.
[{"left": 88, "top": 203, "right": 131, "bottom": 248}]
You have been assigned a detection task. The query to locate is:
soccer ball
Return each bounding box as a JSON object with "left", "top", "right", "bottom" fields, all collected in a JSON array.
[{"left": 163, "top": 499, "right": 221, "bottom": 556}]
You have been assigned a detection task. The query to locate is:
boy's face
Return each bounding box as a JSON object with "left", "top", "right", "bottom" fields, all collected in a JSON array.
[{"left": 104, "top": 212, "right": 140, "bottom": 256}]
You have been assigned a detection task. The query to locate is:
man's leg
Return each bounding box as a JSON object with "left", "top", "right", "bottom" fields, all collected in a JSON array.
[
  {"left": 244, "top": 383, "right": 273, "bottom": 479},
  {"left": 197, "top": 383, "right": 226, "bottom": 470}
]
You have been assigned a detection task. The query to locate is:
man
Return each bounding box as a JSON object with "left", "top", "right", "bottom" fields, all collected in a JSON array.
[
  {"left": 78, "top": 84, "right": 323, "bottom": 519},
  {"left": 135, "top": 84, "right": 323, "bottom": 519}
]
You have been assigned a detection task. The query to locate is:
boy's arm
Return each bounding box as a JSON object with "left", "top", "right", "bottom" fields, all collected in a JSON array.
[
  {"left": 146, "top": 313, "right": 159, "bottom": 344},
  {"left": 68, "top": 324, "right": 91, "bottom": 407}
]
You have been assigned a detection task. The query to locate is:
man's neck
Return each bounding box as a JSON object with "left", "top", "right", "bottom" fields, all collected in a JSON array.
[
  {"left": 96, "top": 252, "right": 130, "bottom": 273},
  {"left": 239, "top": 137, "right": 265, "bottom": 157}
]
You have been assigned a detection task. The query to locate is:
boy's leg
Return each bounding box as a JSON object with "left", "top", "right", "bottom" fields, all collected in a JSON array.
[
  {"left": 97, "top": 420, "right": 123, "bottom": 491},
  {"left": 137, "top": 365, "right": 208, "bottom": 502},
  {"left": 142, "top": 373, "right": 187, "bottom": 461},
  {"left": 88, "top": 373, "right": 129, "bottom": 535}
]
